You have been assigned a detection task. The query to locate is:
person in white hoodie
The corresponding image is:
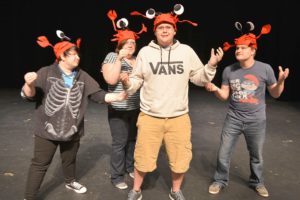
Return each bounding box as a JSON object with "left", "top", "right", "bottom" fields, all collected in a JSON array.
[{"left": 121, "top": 4, "right": 224, "bottom": 200}]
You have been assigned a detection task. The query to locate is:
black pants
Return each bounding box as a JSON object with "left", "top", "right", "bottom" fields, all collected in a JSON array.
[
  {"left": 24, "top": 135, "right": 80, "bottom": 200},
  {"left": 108, "top": 107, "right": 139, "bottom": 184}
]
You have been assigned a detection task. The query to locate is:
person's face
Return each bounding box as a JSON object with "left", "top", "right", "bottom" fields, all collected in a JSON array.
[
  {"left": 155, "top": 23, "right": 176, "bottom": 47},
  {"left": 122, "top": 39, "right": 136, "bottom": 56},
  {"left": 62, "top": 50, "right": 80, "bottom": 69},
  {"left": 235, "top": 45, "right": 255, "bottom": 62}
]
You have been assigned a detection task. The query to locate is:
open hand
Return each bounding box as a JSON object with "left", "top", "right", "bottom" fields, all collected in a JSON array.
[
  {"left": 208, "top": 47, "right": 224, "bottom": 67},
  {"left": 278, "top": 66, "right": 289, "bottom": 83}
]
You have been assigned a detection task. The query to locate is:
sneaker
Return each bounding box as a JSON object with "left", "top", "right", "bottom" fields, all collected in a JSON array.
[
  {"left": 127, "top": 189, "right": 142, "bottom": 200},
  {"left": 114, "top": 182, "right": 128, "bottom": 190},
  {"left": 208, "top": 182, "right": 222, "bottom": 194},
  {"left": 65, "top": 181, "right": 87, "bottom": 194},
  {"left": 129, "top": 172, "right": 134, "bottom": 179},
  {"left": 169, "top": 189, "right": 185, "bottom": 200},
  {"left": 255, "top": 185, "right": 269, "bottom": 197}
]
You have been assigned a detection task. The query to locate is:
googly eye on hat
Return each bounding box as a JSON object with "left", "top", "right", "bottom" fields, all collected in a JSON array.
[
  {"left": 223, "top": 21, "right": 271, "bottom": 52},
  {"left": 107, "top": 9, "right": 147, "bottom": 45},
  {"left": 130, "top": 4, "right": 198, "bottom": 31},
  {"left": 36, "top": 30, "right": 81, "bottom": 61}
]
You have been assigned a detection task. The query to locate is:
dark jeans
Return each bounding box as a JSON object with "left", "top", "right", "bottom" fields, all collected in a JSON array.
[
  {"left": 24, "top": 135, "right": 80, "bottom": 200},
  {"left": 213, "top": 115, "right": 266, "bottom": 187},
  {"left": 108, "top": 107, "right": 139, "bottom": 184}
]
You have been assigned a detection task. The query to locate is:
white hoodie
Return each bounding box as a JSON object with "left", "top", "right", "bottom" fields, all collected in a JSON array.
[{"left": 127, "top": 40, "right": 217, "bottom": 118}]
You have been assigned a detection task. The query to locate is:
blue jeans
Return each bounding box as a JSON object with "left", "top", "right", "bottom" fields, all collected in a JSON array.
[
  {"left": 213, "top": 115, "right": 266, "bottom": 187},
  {"left": 108, "top": 107, "right": 139, "bottom": 185}
]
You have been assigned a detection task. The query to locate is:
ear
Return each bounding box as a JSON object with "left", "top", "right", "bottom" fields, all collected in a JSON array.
[
  {"left": 59, "top": 54, "right": 66, "bottom": 62},
  {"left": 250, "top": 47, "right": 256, "bottom": 56}
]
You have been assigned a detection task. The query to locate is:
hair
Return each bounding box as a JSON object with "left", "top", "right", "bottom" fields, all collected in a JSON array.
[
  {"left": 115, "top": 40, "right": 127, "bottom": 53},
  {"left": 57, "top": 46, "right": 80, "bottom": 61},
  {"left": 115, "top": 39, "right": 137, "bottom": 53}
]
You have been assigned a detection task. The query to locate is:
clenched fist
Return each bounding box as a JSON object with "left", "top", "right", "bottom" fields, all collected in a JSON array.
[
  {"left": 24, "top": 72, "right": 37, "bottom": 86},
  {"left": 117, "top": 49, "right": 130, "bottom": 60}
]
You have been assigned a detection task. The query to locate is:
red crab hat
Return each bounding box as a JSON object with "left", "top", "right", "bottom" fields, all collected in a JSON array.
[
  {"left": 107, "top": 10, "right": 147, "bottom": 45},
  {"left": 130, "top": 4, "right": 198, "bottom": 31},
  {"left": 36, "top": 30, "right": 81, "bottom": 61},
  {"left": 223, "top": 22, "right": 271, "bottom": 52}
]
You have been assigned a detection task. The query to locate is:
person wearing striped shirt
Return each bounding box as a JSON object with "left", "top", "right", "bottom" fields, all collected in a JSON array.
[{"left": 101, "top": 10, "right": 147, "bottom": 190}]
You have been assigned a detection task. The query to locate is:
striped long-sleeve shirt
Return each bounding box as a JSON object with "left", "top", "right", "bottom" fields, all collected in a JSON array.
[{"left": 102, "top": 52, "right": 140, "bottom": 110}]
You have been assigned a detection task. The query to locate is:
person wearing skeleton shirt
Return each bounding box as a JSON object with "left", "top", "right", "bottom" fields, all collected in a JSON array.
[
  {"left": 205, "top": 23, "right": 289, "bottom": 198},
  {"left": 21, "top": 31, "right": 126, "bottom": 200},
  {"left": 122, "top": 4, "right": 224, "bottom": 200}
]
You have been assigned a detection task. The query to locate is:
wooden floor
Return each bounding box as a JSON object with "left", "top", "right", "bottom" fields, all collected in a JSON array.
[{"left": 1, "top": 87, "right": 299, "bottom": 200}]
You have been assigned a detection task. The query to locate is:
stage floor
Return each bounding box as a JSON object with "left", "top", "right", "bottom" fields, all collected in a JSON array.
[{"left": 1, "top": 87, "right": 299, "bottom": 200}]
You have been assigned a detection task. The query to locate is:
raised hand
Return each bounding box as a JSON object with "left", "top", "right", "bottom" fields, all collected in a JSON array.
[
  {"left": 24, "top": 72, "right": 38, "bottom": 86},
  {"left": 117, "top": 49, "right": 130, "bottom": 60},
  {"left": 208, "top": 47, "right": 224, "bottom": 67},
  {"left": 278, "top": 66, "right": 289, "bottom": 83}
]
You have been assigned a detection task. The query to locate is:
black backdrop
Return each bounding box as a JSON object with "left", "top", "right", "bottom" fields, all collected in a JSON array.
[{"left": 2, "top": 0, "right": 300, "bottom": 101}]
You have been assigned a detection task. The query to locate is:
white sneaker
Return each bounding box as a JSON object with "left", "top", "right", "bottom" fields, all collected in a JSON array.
[
  {"left": 114, "top": 182, "right": 128, "bottom": 190},
  {"left": 129, "top": 172, "right": 134, "bottom": 179},
  {"left": 208, "top": 182, "right": 222, "bottom": 194},
  {"left": 65, "top": 181, "right": 87, "bottom": 194},
  {"left": 255, "top": 185, "right": 269, "bottom": 197}
]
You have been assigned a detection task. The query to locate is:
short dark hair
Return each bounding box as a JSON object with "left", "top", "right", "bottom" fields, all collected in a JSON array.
[{"left": 57, "top": 46, "right": 80, "bottom": 61}]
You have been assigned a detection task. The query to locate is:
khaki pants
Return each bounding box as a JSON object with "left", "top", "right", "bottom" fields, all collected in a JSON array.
[{"left": 134, "top": 112, "right": 192, "bottom": 173}]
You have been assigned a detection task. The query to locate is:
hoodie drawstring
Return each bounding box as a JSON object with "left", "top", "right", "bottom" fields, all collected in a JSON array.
[{"left": 160, "top": 46, "right": 172, "bottom": 68}]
